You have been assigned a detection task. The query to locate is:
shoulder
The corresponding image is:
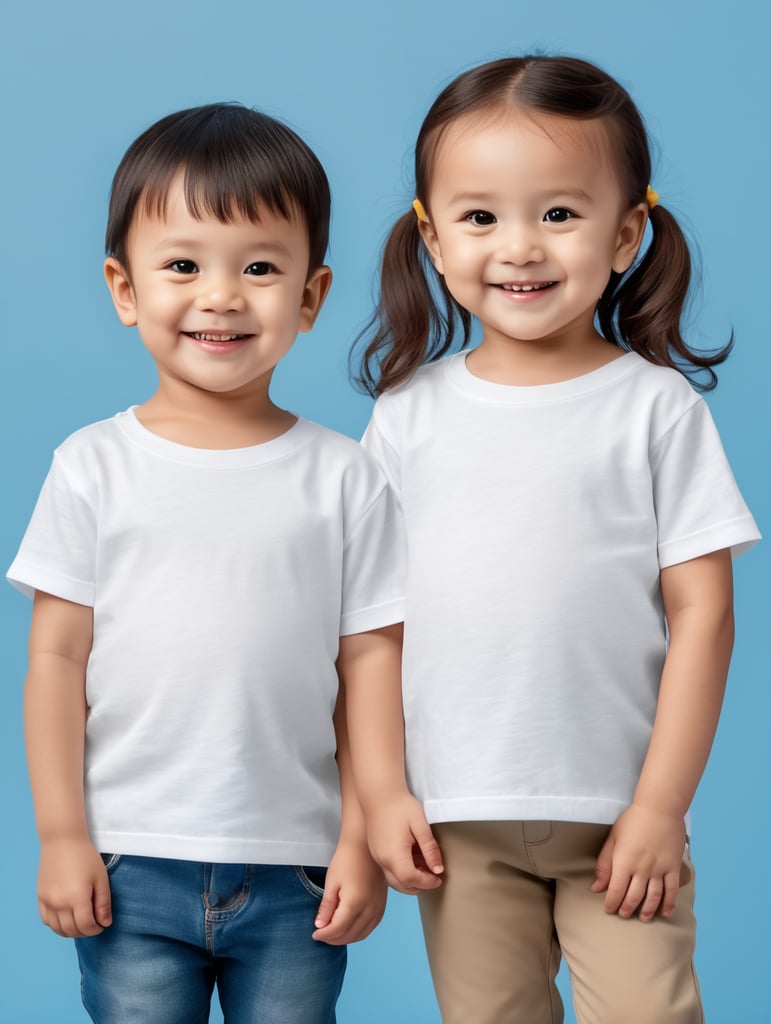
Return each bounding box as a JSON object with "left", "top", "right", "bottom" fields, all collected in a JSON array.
[
  {"left": 296, "top": 418, "right": 389, "bottom": 491},
  {"left": 369, "top": 354, "right": 457, "bottom": 441},
  {"left": 53, "top": 411, "right": 131, "bottom": 459},
  {"left": 375, "top": 356, "right": 452, "bottom": 409},
  {"left": 620, "top": 354, "right": 704, "bottom": 436}
]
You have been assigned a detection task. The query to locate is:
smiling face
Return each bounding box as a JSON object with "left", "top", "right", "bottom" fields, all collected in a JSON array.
[
  {"left": 418, "top": 108, "right": 647, "bottom": 375},
  {"left": 105, "top": 174, "right": 331, "bottom": 408}
]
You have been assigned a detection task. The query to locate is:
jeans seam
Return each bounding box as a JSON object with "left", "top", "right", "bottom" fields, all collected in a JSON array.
[{"left": 204, "top": 865, "right": 252, "bottom": 953}]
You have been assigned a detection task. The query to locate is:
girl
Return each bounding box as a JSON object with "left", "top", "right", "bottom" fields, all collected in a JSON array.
[{"left": 343, "top": 56, "right": 760, "bottom": 1024}]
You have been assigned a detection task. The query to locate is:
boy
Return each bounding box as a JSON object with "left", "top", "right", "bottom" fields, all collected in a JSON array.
[{"left": 8, "top": 103, "right": 403, "bottom": 1023}]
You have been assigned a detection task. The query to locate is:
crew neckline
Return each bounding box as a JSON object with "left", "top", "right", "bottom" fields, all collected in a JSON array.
[
  {"left": 115, "top": 407, "right": 311, "bottom": 468},
  {"left": 444, "top": 349, "right": 642, "bottom": 405}
]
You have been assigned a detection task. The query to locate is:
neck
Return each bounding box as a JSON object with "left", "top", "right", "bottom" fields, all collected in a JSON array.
[
  {"left": 468, "top": 327, "right": 621, "bottom": 386},
  {"left": 135, "top": 380, "right": 297, "bottom": 449}
]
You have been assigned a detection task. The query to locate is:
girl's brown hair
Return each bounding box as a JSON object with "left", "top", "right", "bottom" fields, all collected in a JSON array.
[{"left": 354, "top": 56, "right": 730, "bottom": 395}]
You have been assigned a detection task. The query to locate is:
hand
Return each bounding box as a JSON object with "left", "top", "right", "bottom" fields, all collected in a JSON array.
[
  {"left": 311, "top": 841, "right": 387, "bottom": 945},
  {"left": 591, "top": 803, "right": 686, "bottom": 922},
  {"left": 366, "top": 792, "right": 444, "bottom": 895},
  {"left": 37, "top": 837, "right": 112, "bottom": 937}
]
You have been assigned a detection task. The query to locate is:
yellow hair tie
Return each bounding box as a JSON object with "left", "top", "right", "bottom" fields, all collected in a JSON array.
[
  {"left": 412, "top": 198, "right": 429, "bottom": 223},
  {"left": 646, "top": 185, "right": 659, "bottom": 209}
]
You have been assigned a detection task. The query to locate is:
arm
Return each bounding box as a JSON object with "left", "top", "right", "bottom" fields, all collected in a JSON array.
[
  {"left": 339, "top": 623, "right": 443, "bottom": 895},
  {"left": 24, "top": 591, "right": 111, "bottom": 937},
  {"left": 592, "top": 548, "right": 734, "bottom": 921},
  {"left": 311, "top": 682, "right": 388, "bottom": 945}
]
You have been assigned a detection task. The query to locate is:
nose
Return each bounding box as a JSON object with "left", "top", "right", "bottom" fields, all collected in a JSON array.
[
  {"left": 496, "top": 223, "right": 545, "bottom": 266},
  {"left": 194, "top": 274, "right": 246, "bottom": 313}
]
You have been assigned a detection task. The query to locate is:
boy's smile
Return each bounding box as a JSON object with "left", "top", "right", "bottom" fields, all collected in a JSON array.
[{"left": 105, "top": 174, "right": 330, "bottom": 416}]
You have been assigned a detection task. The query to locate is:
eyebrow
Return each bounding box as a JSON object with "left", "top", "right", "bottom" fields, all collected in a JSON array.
[
  {"left": 448, "top": 188, "right": 594, "bottom": 204},
  {"left": 151, "top": 237, "right": 293, "bottom": 255}
]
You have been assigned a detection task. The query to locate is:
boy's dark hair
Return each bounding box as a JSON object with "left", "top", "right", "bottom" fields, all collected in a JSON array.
[
  {"left": 106, "top": 103, "right": 330, "bottom": 273},
  {"left": 354, "top": 56, "right": 730, "bottom": 395}
]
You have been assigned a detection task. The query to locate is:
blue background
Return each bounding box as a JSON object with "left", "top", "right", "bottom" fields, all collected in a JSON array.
[{"left": 2, "top": 1, "right": 769, "bottom": 1020}]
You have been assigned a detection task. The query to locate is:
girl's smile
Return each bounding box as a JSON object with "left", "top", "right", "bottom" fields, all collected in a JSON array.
[{"left": 418, "top": 109, "right": 647, "bottom": 380}]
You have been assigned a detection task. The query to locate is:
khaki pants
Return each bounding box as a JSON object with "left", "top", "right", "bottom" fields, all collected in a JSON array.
[{"left": 418, "top": 821, "right": 703, "bottom": 1024}]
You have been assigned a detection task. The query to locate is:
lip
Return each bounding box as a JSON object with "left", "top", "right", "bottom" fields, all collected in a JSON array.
[
  {"left": 183, "top": 330, "right": 254, "bottom": 353},
  {"left": 493, "top": 281, "right": 557, "bottom": 301},
  {"left": 497, "top": 281, "right": 556, "bottom": 292}
]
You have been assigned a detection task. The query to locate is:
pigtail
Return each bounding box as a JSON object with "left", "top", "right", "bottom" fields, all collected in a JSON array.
[
  {"left": 352, "top": 212, "right": 471, "bottom": 396},
  {"left": 597, "top": 204, "right": 732, "bottom": 391}
]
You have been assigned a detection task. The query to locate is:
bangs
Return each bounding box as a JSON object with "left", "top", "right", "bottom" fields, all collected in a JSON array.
[{"left": 106, "top": 104, "right": 330, "bottom": 269}]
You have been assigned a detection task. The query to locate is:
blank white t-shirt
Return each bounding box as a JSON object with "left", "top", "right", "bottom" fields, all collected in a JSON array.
[
  {"left": 9, "top": 411, "right": 405, "bottom": 864},
  {"left": 364, "top": 351, "right": 759, "bottom": 826}
]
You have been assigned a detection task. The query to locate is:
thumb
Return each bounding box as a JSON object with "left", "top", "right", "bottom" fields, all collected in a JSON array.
[
  {"left": 314, "top": 886, "right": 340, "bottom": 930},
  {"left": 93, "top": 873, "right": 113, "bottom": 928},
  {"left": 413, "top": 823, "right": 444, "bottom": 875},
  {"left": 591, "top": 837, "right": 614, "bottom": 894}
]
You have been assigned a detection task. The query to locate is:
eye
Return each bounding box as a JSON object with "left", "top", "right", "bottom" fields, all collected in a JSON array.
[
  {"left": 245, "top": 262, "right": 275, "bottom": 276},
  {"left": 466, "top": 210, "right": 496, "bottom": 226},
  {"left": 544, "top": 208, "right": 574, "bottom": 223},
  {"left": 169, "top": 259, "right": 198, "bottom": 274}
]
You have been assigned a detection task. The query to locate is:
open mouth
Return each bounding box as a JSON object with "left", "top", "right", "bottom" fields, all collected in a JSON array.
[
  {"left": 498, "top": 282, "right": 556, "bottom": 293},
  {"left": 186, "top": 332, "right": 252, "bottom": 342}
]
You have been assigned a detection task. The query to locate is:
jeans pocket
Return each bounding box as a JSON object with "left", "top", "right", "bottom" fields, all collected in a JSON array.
[
  {"left": 293, "top": 865, "right": 327, "bottom": 898},
  {"left": 100, "top": 853, "right": 122, "bottom": 872}
]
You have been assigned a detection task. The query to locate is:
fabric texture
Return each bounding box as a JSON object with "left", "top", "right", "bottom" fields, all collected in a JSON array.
[
  {"left": 363, "top": 351, "right": 759, "bottom": 826},
  {"left": 9, "top": 411, "right": 405, "bottom": 864},
  {"left": 75, "top": 855, "right": 346, "bottom": 1024},
  {"left": 418, "top": 820, "right": 703, "bottom": 1024}
]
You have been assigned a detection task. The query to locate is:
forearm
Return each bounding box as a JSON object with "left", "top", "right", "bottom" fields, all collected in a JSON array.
[
  {"left": 332, "top": 688, "right": 368, "bottom": 847},
  {"left": 337, "top": 624, "right": 410, "bottom": 811},
  {"left": 24, "top": 593, "right": 93, "bottom": 842},
  {"left": 26, "top": 655, "right": 90, "bottom": 839},
  {"left": 633, "top": 549, "right": 734, "bottom": 818}
]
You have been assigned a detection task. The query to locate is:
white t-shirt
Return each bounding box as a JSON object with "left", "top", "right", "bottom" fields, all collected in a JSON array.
[
  {"left": 363, "top": 351, "right": 759, "bottom": 826},
  {"left": 9, "top": 411, "right": 405, "bottom": 865}
]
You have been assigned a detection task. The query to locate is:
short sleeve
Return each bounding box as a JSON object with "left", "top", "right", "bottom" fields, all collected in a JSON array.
[
  {"left": 7, "top": 452, "right": 97, "bottom": 605},
  {"left": 339, "top": 478, "right": 405, "bottom": 637},
  {"left": 361, "top": 404, "right": 402, "bottom": 497},
  {"left": 653, "top": 399, "right": 760, "bottom": 568}
]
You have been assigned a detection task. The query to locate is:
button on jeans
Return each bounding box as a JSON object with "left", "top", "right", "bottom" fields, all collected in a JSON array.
[{"left": 75, "top": 855, "right": 346, "bottom": 1023}]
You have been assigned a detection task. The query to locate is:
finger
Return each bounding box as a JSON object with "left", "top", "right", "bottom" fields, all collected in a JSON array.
[
  {"left": 616, "top": 876, "right": 648, "bottom": 918},
  {"left": 659, "top": 870, "right": 681, "bottom": 918},
  {"left": 93, "top": 875, "right": 113, "bottom": 928},
  {"left": 386, "top": 862, "right": 443, "bottom": 894},
  {"left": 344, "top": 910, "right": 382, "bottom": 944},
  {"left": 313, "top": 889, "right": 340, "bottom": 930},
  {"left": 312, "top": 902, "right": 356, "bottom": 944},
  {"left": 591, "top": 840, "right": 614, "bottom": 894},
  {"left": 73, "top": 898, "right": 104, "bottom": 938},
  {"left": 412, "top": 828, "right": 444, "bottom": 876},
  {"left": 638, "top": 877, "right": 664, "bottom": 922},
  {"left": 55, "top": 907, "right": 82, "bottom": 938},
  {"left": 603, "top": 869, "right": 633, "bottom": 914}
]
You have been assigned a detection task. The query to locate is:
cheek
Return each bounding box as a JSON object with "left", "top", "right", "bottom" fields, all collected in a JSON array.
[
  {"left": 135, "top": 285, "right": 184, "bottom": 321},
  {"left": 438, "top": 239, "right": 482, "bottom": 282},
  {"left": 259, "top": 286, "right": 304, "bottom": 329}
]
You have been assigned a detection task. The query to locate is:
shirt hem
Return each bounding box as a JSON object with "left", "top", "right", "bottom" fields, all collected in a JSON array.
[
  {"left": 90, "top": 831, "right": 337, "bottom": 865},
  {"left": 422, "top": 796, "right": 630, "bottom": 826}
]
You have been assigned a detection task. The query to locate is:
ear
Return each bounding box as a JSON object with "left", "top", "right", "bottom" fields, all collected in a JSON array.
[
  {"left": 418, "top": 218, "right": 444, "bottom": 275},
  {"left": 104, "top": 257, "right": 138, "bottom": 327},
  {"left": 612, "top": 203, "right": 648, "bottom": 274},
  {"left": 297, "top": 265, "right": 333, "bottom": 333}
]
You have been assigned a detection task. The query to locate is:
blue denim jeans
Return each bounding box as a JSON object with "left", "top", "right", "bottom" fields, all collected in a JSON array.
[{"left": 74, "top": 855, "right": 346, "bottom": 1023}]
